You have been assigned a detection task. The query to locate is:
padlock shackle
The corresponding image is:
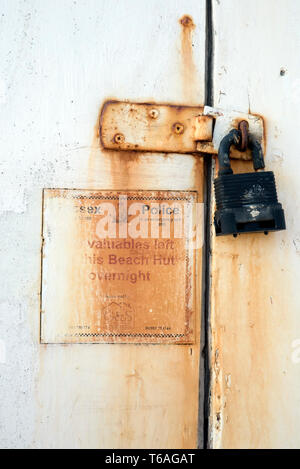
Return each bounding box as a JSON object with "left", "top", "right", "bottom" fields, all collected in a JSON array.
[
  {"left": 217, "top": 129, "right": 265, "bottom": 175},
  {"left": 248, "top": 136, "right": 265, "bottom": 170},
  {"left": 217, "top": 129, "right": 240, "bottom": 175}
]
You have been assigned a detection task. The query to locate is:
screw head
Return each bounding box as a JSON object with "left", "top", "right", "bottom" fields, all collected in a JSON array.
[
  {"left": 149, "top": 108, "right": 159, "bottom": 119},
  {"left": 172, "top": 122, "right": 184, "bottom": 135},
  {"left": 114, "top": 133, "right": 125, "bottom": 144}
]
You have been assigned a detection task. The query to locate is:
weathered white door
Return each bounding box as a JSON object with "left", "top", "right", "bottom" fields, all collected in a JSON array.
[
  {"left": 0, "top": 0, "right": 206, "bottom": 449},
  {"left": 209, "top": 0, "right": 300, "bottom": 449}
]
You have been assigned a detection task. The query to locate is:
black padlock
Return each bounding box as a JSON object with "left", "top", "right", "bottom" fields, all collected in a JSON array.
[{"left": 214, "top": 129, "right": 286, "bottom": 237}]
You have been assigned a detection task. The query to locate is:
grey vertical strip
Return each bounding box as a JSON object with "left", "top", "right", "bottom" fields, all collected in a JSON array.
[
  {"left": 201, "top": 0, "right": 214, "bottom": 449},
  {"left": 205, "top": 0, "right": 214, "bottom": 108}
]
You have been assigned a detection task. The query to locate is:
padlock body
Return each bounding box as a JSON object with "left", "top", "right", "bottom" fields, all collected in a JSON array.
[{"left": 214, "top": 171, "right": 286, "bottom": 236}]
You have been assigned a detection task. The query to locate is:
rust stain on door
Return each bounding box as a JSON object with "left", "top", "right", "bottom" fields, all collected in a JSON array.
[{"left": 179, "top": 15, "right": 198, "bottom": 103}]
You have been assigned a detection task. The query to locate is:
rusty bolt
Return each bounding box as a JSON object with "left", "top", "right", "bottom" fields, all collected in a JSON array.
[
  {"left": 149, "top": 108, "right": 159, "bottom": 119},
  {"left": 180, "top": 15, "right": 194, "bottom": 28},
  {"left": 114, "top": 133, "right": 125, "bottom": 144},
  {"left": 172, "top": 122, "right": 184, "bottom": 135}
]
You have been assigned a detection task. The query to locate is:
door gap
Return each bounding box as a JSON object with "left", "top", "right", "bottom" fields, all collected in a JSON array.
[{"left": 200, "top": 0, "right": 214, "bottom": 450}]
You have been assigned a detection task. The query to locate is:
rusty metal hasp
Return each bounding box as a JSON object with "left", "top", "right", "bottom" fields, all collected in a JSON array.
[{"left": 99, "top": 100, "right": 265, "bottom": 160}]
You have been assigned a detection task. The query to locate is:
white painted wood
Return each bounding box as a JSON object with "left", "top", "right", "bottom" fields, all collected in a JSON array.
[
  {"left": 210, "top": 0, "right": 300, "bottom": 449},
  {"left": 0, "top": 0, "right": 206, "bottom": 448}
]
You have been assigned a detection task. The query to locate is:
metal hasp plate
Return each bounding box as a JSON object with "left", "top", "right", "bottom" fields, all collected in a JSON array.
[
  {"left": 99, "top": 100, "right": 265, "bottom": 160},
  {"left": 100, "top": 101, "right": 212, "bottom": 154},
  {"left": 40, "top": 189, "right": 197, "bottom": 344}
]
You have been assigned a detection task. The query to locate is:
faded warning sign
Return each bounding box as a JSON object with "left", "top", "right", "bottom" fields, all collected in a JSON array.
[{"left": 40, "top": 189, "right": 199, "bottom": 344}]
